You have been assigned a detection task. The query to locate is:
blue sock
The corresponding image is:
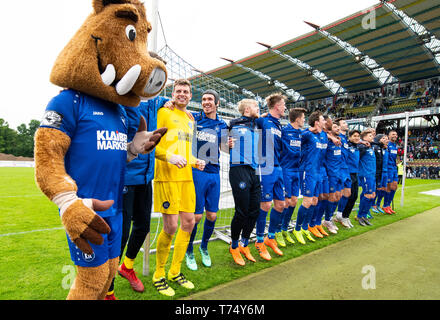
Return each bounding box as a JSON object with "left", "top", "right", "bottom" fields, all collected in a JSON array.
[
  {"left": 388, "top": 189, "right": 396, "bottom": 206},
  {"left": 268, "top": 208, "right": 282, "bottom": 239},
  {"left": 368, "top": 198, "right": 376, "bottom": 213},
  {"left": 338, "top": 196, "right": 349, "bottom": 213},
  {"left": 186, "top": 222, "right": 198, "bottom": 254},
  {"left": 383, "top": 191, "right": 391, "bottom": 207},
  {"left": 314, "top": 200, "right": 327, "bottom": 226},
  {"left": 231, "top": 239, "right": 239, "bottom": 249},
  {"left": 358, "top": 197, "right": 364, "bottom": 218},
  {"left": 308, "top": 205, "right": 317, "bottom": 228},
  {"left": 325, "top": 201, "right": 338, "bottom": 221},
  {"left": 281, "top": 206, "right": 295, "bottom": 231},
  {"left": 240, "top": 237, "right": 249, "bottom": 247},
  {"left": 360, "top": 196, "right": 370, "bottom": 218},
  {"left": 295, "top": 205, "right": 308, "bottom": 231},
  {"left": 376, "top": 190, "right": 384, "bottom": 207},
  {"left": 256, "top": 208, "right": 268, "bottom": 242},
  {"left": 201, "top": 218, "right": 216, "bottom": 250}
]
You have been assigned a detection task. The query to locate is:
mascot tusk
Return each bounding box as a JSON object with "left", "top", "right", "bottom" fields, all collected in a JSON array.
[
  {"left": 116, "top": 64, "right": 142, "bottom": 95},
  {"left": 100, "top": 64, "right": 116, "bottom": 86}
]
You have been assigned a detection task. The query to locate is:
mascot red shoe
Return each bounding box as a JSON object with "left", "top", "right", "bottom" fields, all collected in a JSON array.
[{"left": 34, "top": 0, "right": 167, "bottom": 300}]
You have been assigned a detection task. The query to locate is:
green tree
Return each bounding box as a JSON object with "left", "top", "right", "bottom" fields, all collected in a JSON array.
[
  {"left": 0, "top": 118, "right": 40, "bottom": 157},
  {"left": 0, "top": 119, "right": 18, "bottom": 155}
]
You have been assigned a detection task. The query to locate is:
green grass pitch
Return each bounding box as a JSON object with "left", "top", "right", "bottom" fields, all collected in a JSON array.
[{"left": 1, "top": 167, "right": 440, "bottom": 300}]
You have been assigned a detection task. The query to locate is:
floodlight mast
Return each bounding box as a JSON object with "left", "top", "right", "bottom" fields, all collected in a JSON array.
[
  {"left": 143, "top": 0, "right": 159, "bottom": 277},
  {"left": 149, "top": 0, "right": 159, "bottom": 52}
]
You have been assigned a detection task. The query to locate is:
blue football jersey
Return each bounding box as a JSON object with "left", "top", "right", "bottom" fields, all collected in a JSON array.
[
  {"left": 299, "top": 129, "right": 322, "bottom": 176},
  {"left": 339, "top": 133, "right": 349, "bottom": 170},
  {"left": 347, "top": 142, "right": 360, "bottom": 174},
  {"left": 40, "top": 89, "right": 127, "bottom": 218},
  {"left": 280, "top": 123, "right": 301, "bottom": 171},
  {"left": 319, "top": 131, "right": 329, "bottom": 176},
  {"left": 325, "top": 138, "right": 343, "bottom": 177},
  {"left": 193, "top": 111, "right": 228, "bottom": 174},
  {"left": 255, "top": 114, "right": 283, "bottom": 169},
  {"left": 387, "top": 141, "right": 398, "bottom": 171},
  {"left": 359, "top": 144, "right": 376, "bottom": 177}
]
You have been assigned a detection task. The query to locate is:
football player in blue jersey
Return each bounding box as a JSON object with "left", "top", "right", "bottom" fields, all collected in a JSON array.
[
  {"left": 340, "top": 130, "right": 361, "bottom": 228},
  {"left": 278, "top": 107, "right": 306, "bottom": 245},
  {"left": 293, "top": 111, "right": 327, "bottom": 243},
  {"left": 333, "top": 118, "right": 353, "bottom": 224},
  {"left": 320, "top": 121, "right": 344, "bottom": 233},
  {"left": 308, "top": 115, "right": 340, "bottom": 238},
  {"left": 254, "top": 93, "right": 286, "bottom": 259},
  {"left": 383, "top": 130, "right": 399, "bottom": 214},
  {"left": 372, "top": 134, "right": 389, "bottom": 215},
  {"left": 185, "top": 89, "right": 233, "bottom": 270},
  {"left": 357, "top": 129, "right": 376, "bottom": 226}
]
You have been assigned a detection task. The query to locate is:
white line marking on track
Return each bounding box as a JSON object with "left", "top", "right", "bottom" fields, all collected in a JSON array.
[{"left": 0, "top": 227, "right": 63, "bottom": 237}]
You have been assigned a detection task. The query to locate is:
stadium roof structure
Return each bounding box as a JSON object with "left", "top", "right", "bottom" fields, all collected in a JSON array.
[{"left": 191, "top": 0, "right": 440, "bottom": 106}]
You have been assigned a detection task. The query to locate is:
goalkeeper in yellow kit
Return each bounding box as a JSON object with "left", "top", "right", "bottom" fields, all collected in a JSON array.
[{"left": 152, "top": 79, "right": 205, "bottom": 296}]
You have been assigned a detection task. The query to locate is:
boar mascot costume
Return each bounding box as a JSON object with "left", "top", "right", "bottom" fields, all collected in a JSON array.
[{"left": 34, "top": 0, "right": 167, "bottom": 300}]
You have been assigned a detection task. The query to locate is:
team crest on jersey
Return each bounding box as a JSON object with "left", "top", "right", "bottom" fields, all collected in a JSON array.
[
  {"left": 162, "top": 201, "right": 170, "bottom": 209},
  {"left": 239, "top": 181, "right": 246, "bottom": 190},
  {"left": 41, "top": 110, "right": 63, "bottom": 128},
  {"left": 265, "top": 193, "right": 271, "bottom": 199},
  {"left": 82, "top": 252, "right": 95, "bottom": 263}
]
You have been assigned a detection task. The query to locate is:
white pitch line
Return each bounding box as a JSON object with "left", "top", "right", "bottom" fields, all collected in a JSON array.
[
  {"left": 0, "top": 227, "right": 64, "bottom": 237},
  {"left": 0, "top": 194, "right": 44, "bottom": 198}
]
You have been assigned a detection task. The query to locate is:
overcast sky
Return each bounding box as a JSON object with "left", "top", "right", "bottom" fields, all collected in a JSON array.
[{"left": 0, "top": 0, "right": 377, "bottom": 129}]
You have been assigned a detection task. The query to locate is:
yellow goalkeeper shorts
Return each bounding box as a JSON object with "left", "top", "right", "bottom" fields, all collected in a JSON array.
[{"left": 153, "top": 181, "right": 196, "bottom": 214}]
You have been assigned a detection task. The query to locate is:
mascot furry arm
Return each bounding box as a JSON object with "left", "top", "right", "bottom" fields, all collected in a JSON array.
[{"left": 34, "top": 0, "right": 167, "bottom": 299}]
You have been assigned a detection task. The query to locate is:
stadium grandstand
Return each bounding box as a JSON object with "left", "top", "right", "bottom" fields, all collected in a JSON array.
[{"left": 140, "top": 0, "right": 440, "bottom": 267}]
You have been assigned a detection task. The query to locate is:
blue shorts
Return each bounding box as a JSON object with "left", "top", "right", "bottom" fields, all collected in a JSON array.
[
  {"left": 261, "top": 166, "right": 285, "bottom": 202},
  {"left": 282, "top": 169, "right": 300, "bottom": 198},
  {"left": 66, "top": 212, "right": 122, "bottom": 268},
  {"left": 328, "top": 175, "right": 343, "bottom": 193},
  {"left": 341, "top": 168, "right": 352, "bottom": 189},
  {"left": 193, "top": 169, "right": 220, "bottom": 214},
  {"left": 359, "top": 176, "right": 376, "bottom": 195},
  {"left": 319, "top": 174, "right": 329, "bottom": 195},
  {"left": 387, "top": 169, "right": 398, "bottom": 183},
  {"left": 300, "top": 171, "right": 320, "bottom": 198}
]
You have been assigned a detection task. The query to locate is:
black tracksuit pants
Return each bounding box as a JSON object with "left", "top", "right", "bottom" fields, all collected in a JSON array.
[
  {"left": 229, "top": 165, "right": 261, "bottom": 241},
  {"left": 342, "top": 173, "right": 358, "bottom": 218}
]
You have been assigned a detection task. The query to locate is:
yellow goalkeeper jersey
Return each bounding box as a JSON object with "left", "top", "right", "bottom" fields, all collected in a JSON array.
[{"left": 154, "top": 107, "right": 196, "bottom": 182}]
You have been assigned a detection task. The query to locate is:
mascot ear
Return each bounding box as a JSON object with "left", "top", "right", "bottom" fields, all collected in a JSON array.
[{"left": 93, "top": 0, "right": 129, "bottom": 14}]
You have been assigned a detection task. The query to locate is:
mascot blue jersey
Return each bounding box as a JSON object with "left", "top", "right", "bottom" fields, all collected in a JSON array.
[{"left": 40, "top": 89, "right": 128, "bottom": 218}]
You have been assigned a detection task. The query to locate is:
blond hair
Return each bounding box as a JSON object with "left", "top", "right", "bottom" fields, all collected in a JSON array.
[
  {"left": 360, "top": 128, "right": 375, "bottom": 139},
  {"left": 237, "top": 99, "right": 258, "bottom": 115},
  {"left": 265, "top": 92, "right": 287, "bottom": 110}
]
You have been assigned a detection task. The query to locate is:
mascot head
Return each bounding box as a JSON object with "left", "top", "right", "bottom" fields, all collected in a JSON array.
[{"left": 50, "top": 0, "right": 167, "bottom": 106}]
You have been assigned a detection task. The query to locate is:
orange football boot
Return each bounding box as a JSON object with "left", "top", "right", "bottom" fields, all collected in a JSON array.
[
  {"left": 239, "top": 243, "right": 256, "bottom": 262},
  {"left": 264, "top": 237, "right": 283, "bottom": 256},
  {"left": 229, "top": 246, "right": 245, "bottom": 266},
  {"left": 255, "top": 241, "right": 272, "bottom": 261},
  {"left": 308, "top": 226, "right": 323, "bottom": 238}
]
